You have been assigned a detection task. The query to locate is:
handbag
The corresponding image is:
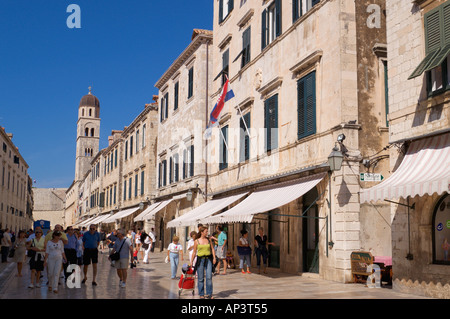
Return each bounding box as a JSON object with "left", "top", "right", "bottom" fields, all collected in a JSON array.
[
  {"left": 8, "top": 248, "right": 15, "bottom": 258},
  {"left": 110, "top": 239, "right": 126, "bottom": 261},
  {"left": 237, "top": 246, "right": 252, "bottom": 256}
]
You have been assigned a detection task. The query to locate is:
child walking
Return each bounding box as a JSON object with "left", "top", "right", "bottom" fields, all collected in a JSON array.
[{"left": 167, "top": 235, "right": 183, "bottom": 279}]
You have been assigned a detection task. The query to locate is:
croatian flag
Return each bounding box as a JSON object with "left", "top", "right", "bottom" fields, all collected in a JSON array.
[{"left": 210, "top": 79, "right": 234, "bottom": 124}]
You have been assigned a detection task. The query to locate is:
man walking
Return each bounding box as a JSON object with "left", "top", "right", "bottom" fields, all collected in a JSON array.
[
  {"left": 82, "top": 224, "right": 101, "bottom": 286},
  {"left": 111, "top": 229, "right": 133, "bottom": 288},
  {"left": 1, "top": 228, "right": 11, "bottom": 263},
  {"left": 63, "top": 226, "right": 78, "bottom": 281}
]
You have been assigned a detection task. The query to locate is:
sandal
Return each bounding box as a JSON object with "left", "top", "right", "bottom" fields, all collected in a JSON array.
[
  {"left": 207, "top": 295, "right": 214, "bottom": 299},
  {"left": 199, "top": 296, "right": 205, "bottom": 299}
]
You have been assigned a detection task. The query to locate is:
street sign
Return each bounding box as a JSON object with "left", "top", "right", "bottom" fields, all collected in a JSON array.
[{"left": 360, "top": 173, "right": 384, "bottom": 182}]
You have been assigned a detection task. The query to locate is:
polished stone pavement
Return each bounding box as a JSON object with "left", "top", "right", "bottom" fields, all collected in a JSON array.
[{"left": 0, "top": 249, "right": 430, "bottom": 300}]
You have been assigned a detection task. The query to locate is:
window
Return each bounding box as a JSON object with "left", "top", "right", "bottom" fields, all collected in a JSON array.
[
  {"left": 383, "top": 61, "right": 389, "bottom": 127},
  {"left": 293, "top": 0, "right": 320, "bottom": 22},
  {"left": 297, "top": 71, "right": 316, "bottom": 139},
  {"left": 190, "top": 145, "right": 194, "bottom": 177},
  {"left": 219, "top": 0, "right": 234, "bottom": 23},
  {"left": 142, "top": 124, "right": 146, "bottom": 149},
  {"left": 124, "top": 180, "right": 127, "bottom": 201},
  {"left": 182, "top": 149, "right": 187, "bottom": 179},
  {"left": 409, "top": 1, "right": 450, "bottom": 96},
  {"left": 128, "top": 177, "right": 132, "bottom": 199},
  {"left": 91, "top": 128, "right": 95, "bottom": 137},
  {"left": 141, "top": 171, "right": 145, "bottom": 195},
  {"left": 264, "top": 94, "right": 278, "bottom": 152},
  {"left": 433, "top": 194, "right": 450, "bottom": 265},
  {"left": 115, "top": 149, "right": 118, "bottom": 167},
  {"left": 174, "top": 82, "right": 179, "bottom": 110},
  {"left": 125, "top": 140, "right": 128, "bottom": 160},
  {"left": 188, "top": 67, "right": 194, "bottom": 99},
  {"left": 222, "top": 49, "right": 229, "bottom": 86},
  {"left": 136, "top": 130, "right": 139, "bottom": 154},
  {"left": 240, "top": 113, "right": 251, "bottom": 162},
  {"left": 163, "top": 160, "right": 167, "bottom": 186},
  {"left": 241, "top": 26, "right": 251, "bottom": 68},
  {"left": 174, "top": 154, "right": 179, "bottom": 182},
  {"left": 130, "top": 136, "right": 133, "bottom": 157},
  {"left": 219, "top": 125, "right": 229, "bottom": 170},
  {"left": 113, "top": 185, "right": 117, "bottom": 204},
  {"left": 158, "top": 163, "right": 162, "bottom": 188},
  {"left": 262, "top": 0, "right": 282, "bottom": 50},
  {"left": 135, "top": 174, "right": 138, "bottom": 197},
  {"left": 164, "top": 92, "right": 169, "bottom": 118},
  {"left": 169, "top": 157, "right": 173, "bottom": 184}
]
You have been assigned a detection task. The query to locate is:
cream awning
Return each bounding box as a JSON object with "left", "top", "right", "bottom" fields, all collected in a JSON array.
[
  {"left": 89, "top": 214, "right": 112, "bottom": 225},
  {"left": 77, "top": 216, "right": 97, "bottom": 227},
  {"left": 360, "top": 133, "right": 450, "bottom": 203},
  {"left": 166, "top": 193, "right": 248, "bottom": 228},
  {"left": 203, "top": 172, "right": 327, "bottom": 224},
  {"left": 102, "top": 207, "right": 140, "bottom": 224},
  {"left": 134, "top": 202, "right": 162, "bottom": 222}
]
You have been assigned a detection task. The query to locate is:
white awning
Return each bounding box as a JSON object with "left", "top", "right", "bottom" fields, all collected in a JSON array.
[
  {"left": 77, "top": 216, "right": 97, "bottom": 227},
  {"left": 134, "top": 202, "right": 162, "bottom": 222},
  {"left": 360, "top": 133, "right": 450, "bottom": 204},
  {"left": 166, "top": 193, "right": 248, "bottom": 228},
  {"left": 89, "top": 214, "right": 112, "bottom": 225},
  {"left": 203, "top": 172, "right": 327, "bottom": 224},
  {"left": 142, "top": 199, "right": 173, "bottom": 221},
  {"left": 102, "top": 207, "right": 140, "bottom": 224}
]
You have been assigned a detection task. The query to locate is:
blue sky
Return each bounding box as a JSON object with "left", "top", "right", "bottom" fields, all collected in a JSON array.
[{"left": 0, "top": 0, "right": 213, "bottom": 188}]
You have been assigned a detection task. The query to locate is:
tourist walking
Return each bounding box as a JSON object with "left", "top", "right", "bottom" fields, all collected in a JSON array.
[
  {"left": 44, "top": 231, "right": 67, "bottom": 293},
  {"left": 1, "top": 228, "right": 12, "bottom": 263},
  {"left": 254, "top": 227, "right": 275, "bottom": 274},
  {"left": 215, "top": 225, "right": 228, "bottom": 275},
  {"left": 13, "top": 230, "right": 27, "bottom": 277},
  {"left": 27, "top": 228, "right": 45, "bottom": 288},
  {"left": 82, "top": 224, "right": 101, "bottom": 286},
  {"left": 111, "top": 229, "right": 133, "bottom": 288},
  {"left": 237, "top": 230, "right": 252, "bottom": 274},
  {"left": 75, "top": 229, "right": 83, "bottom": 265},
  {"left": 167, "top": 235, "right": 183, "bottom": 279},
  {"left": 63, "top": 226, "right": 79, "bottom": 281},
  {"left": 190, "top": 226, "right": 216, "bottom": 299},
  {"left": 135, "top": 228, "right": 142, "bottom": 260},
  {"left": 187, "top": 231, "right": 197, "bottom": 268},
  {"left": 141, "top": 231, "right": 153, "bottom": 264}
]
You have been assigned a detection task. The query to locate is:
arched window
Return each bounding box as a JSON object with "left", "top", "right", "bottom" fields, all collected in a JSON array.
[
  {"left": 82, "top": 109, "right": 85, "bottom": 117},
  {"left": 91, "top": 128, "right": 95, "bottom": 137},
  {"left": 433, "top": 194, "right": 450, "bottom": 265},
  {"left": 85, "top": 128, "right": 89, "bottom": 136},
  {"left": 89, "top": 109, "right": 92, "bottom": 116}
]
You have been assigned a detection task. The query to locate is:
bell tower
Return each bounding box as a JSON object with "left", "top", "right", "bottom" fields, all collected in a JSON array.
[{"left": 75, "top": 87, "right": 101, "bottom": 182}]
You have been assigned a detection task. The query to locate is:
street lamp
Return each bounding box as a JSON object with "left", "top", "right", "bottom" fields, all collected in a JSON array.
[{"left": 328, "top": 146, "right": 344, "bottom": 172}]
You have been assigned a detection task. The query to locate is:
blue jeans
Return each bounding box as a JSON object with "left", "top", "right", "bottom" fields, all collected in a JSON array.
[
  {"left": 196, "top": 256, "right": 213, "bottom": 297},
  {"left": 255, "top": 247, "right": 268, "bottom": 267},
  {"left": 169, "top": 252, "right": 179, "bottom": 278},
  {"left": 239, "top": 254, "right": 251, "bottom": 269}
]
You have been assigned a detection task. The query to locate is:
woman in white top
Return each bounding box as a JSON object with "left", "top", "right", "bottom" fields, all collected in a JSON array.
[
  {"left": 167, "top": 235, "right": 183, "bottom": 279},
  {"left": 237, "top": 230, "right": 252, "bottom": 274},
  {"left": 44, "top": 231, "right": 67, "bottom": 293}
]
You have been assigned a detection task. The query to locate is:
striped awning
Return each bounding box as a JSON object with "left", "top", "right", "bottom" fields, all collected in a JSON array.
[
  {"left": 166, "top": 193, "right": 248, "bottom": 228},
  {"left": 134, "top": 202, "right": 162, "bottom": 222},
  {"left": 202, "top": 172, "right": 327, "bottom": 224},
  {"left": 134, "top": 199, "right": 173, "bottom": 222},
  {"left": 360, "top": 133, "right": 450, "bottom": 204},
  {"left": 102, "top": 207, "right": 140, "bottom": 224}
]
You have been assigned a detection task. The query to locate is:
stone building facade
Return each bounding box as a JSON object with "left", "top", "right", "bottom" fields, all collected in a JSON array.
[
  {"left": 162, "top": 0, "right": 390, "bottom": 283},
  {"left": 153, "top": 30, "right": 213, "bottom": 249},
  {"left": 32, "top": 188, "right": 66, "bottom": 228},
  {"left": 361, "top": 0, "right": 450, "bottom": 298},
  {"left": 0, "top": 127, "right": 33, "bottom": 233}
]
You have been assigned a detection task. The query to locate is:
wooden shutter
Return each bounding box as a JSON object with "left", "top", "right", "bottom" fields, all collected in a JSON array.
[
  {"left": 188, "top": 67, "right": 194, "bottom": 98},
  {"left": 261, "top": 8, "right": 267, "bottom": 50},
  {"left": 220, "top": 126, "right": 228, "bottom": 170},
  {"left": 141, "top": 171, "right": 145, "bottom": 195},
  {"left": 190, "top": 145, "right": 194, "bottom": 177},
  {"left": 164, "top": 92, "right": 169, "bottom": 119},
  {"left": 265, "top": 95, "right": 278, "bottom": 152},
  {"left": 219, "top": 0, "right": 224, "bottom": 23},
  {"left": 426, "top": 7, "right": 442, "bottom": 53},
  {"left": 242, "top": 27, "right": 251, "bottom": 68},
  {"left": 169, "top": 157, "right": 173, "bottom": 184},
  {"left": 228, "top": 0, "right": 234, "bottom": 14},
  {"left": 222, "top": 49, "right": 229, "bottom": 85},
  {"left": 174, "top": 82, "right": 179, "bottom": 110},
  {"left": 275, "top": 0, "right": 282, "bottom": 37},
  {"left": 239, "top": 113, "right": 250, "bottom": 162},
  {"left": 298, "top": 71, "right": 316, "bottom": 139}
]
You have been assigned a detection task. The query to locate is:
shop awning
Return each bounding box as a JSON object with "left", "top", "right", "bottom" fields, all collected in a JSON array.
[
  {"left": 102, "top": 207, "right": 140, "bottom": 224},
  {"left": 360, "top": 133, "right": 450, "bottom": 204},
  {"left": 203, "top": 172, "right": 327, "bottom": 224},
  {"left": 134, "top": 202, "right": 162, "bottom": 222},
  {"left": 166, "top": 193, "right": 248, "bottom": 228},
  {"left": 89, "top": 214, "right": 112, "bottom": 225},
  {"left": 77, "top": 216, "right": 97, "bottom": 227},
  {"left": 134, "top": 199, "right": 174, "bottom": 222}
]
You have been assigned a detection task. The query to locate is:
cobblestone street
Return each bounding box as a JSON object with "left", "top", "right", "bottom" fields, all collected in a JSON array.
[{"left": 0, "top": 248, "right": 430, "bottom": 300}]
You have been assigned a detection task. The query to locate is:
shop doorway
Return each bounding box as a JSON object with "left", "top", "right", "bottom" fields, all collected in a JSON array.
[
  {"left": 159, "top": 217, "right": 165, "bottom": 252},
  {"left": 268, "top": 211, "right": 281, "bottom": 268},
  {"left": 302, "top": 188, "right": 319, "bottom": 273}
]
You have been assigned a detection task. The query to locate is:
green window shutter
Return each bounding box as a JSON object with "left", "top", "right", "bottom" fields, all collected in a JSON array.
[
  {"left": 262, "top": 9, "right": 267, "bottom": 50},
  {"left": 174, "top": 82, "right": 179, "bottom": 110},
  {"left": 265, "top": 94, "right": 278, "bottom": 152},
  {"left": 222, "top": 49, "right": 229, "bottom": 85},
  {"left": 164, "top": 92, "right": 169, "bottom": 119},
  {"left": 443, "top": 2, "right": 450, "bottom": 44},
  {"left": 298, "top": 71, "right": 316, "bottom": 139},
  {"left": 219, "top": 0, "right": 224, "bottom": 23},
  {"left": 275, "top": 0, "right": 282, "bottom": 37},
  {"left": 425, "top": 8, "right": 442, "bottom": 53},
  {"left": 141, "top": 171, "right": 144, "bottom": 195},
  {"left": 220, "top": 126, "right": 228, "bottom": 170},
  {"left": 228, "top": 0, "right": 234, "bottom": 14},
  {"left": 190, "top": 145, "right": 194, "bottom": 177},
  {"left": 408, "top": 50, "right": 440, "bottom": 79},
  {"left": 188, "top": 67, "right": 194, "bottom": 98},
  {"left": 242, "top": 26, "right": 251, "bottom": 68},
  {"left": 169, "top": 157, "right": 173, "bottom": 184},
  {"left": 239, "top": 113, "right": 250, "bottom": 162}
]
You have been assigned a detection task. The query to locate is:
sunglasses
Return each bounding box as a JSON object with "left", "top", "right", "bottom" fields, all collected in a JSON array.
[{"left": 35, "top": 232, "right": 42, "bottom": 234}]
